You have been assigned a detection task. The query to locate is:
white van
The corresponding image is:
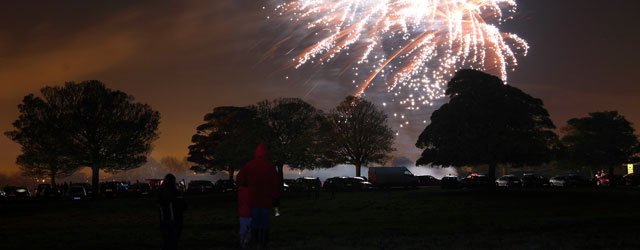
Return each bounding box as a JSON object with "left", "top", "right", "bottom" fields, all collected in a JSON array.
[{"left": 368, "top": 167, "right": 419, "bottom": 188}]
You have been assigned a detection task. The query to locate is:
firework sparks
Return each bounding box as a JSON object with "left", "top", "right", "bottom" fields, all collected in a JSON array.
[{"left": 269, "top": 0, "right": 528, "bottom": 111}]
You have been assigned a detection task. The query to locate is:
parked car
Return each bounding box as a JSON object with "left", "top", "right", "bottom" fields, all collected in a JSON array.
[
  {"left": 323, "top": 176, "right": 372, "bottom": 191},
  {"left": 286, "top": 177, "right": 322, "bottom": 193},
  {"left": 623, "top": 173, "right": 640, "bottom": 186},
  {"left": 128, "top": 182, "right": 152, "bottom": 197},
  {"left": 3, "top": 186, "right": 31, "bottom": 199},
  {"left": 215, "top": 179, "right": 237, "bottom": 193},
  {"left": 75, "top": 183, "right": 93, "bottom": 197},
  {"left": 68, "top": 185, "right": 88, "bottom": 200},
  {"left": 35, "top": 184, "right": 62, "bottom": 199},
  {"left": 324, "top": 177, "right": 342, "bottom": 191},
  {"left": 349, "top": 177, "right": 373, "bottom": 190},
  {"left": 101, "top": 181, "right": 129, "bottom": 197},
  {"left": 322, "top": 177, "right": 337, "bottom": 191},
  {"left": 299, "top": 177, "right": 322, "bottom": 191},
  {"left": 187, "top": 180, "right": 215, "bottom": 194},
  {"left": 567, "top": 174, "right": 592, "bottom": 187},
  {"left": 461, "top": 173, "right": 490, "bottom": 188},
  {"left": 146, "top": 179, "right": 164, "bottom": 190},
  {"left": 550, "top": 175, "right": 590, "bottom": 187},
  {"left": 36, "top": 184, "right": 50, "bottom": 197},
  {"left": 549, "top": 176, "right": 566, "bottom": 187},
  {"left": 521, "top": 174, "right": 550, "bottom": 188},
  {"left": 417, "top": 175, "right": 441, "bottom": 186},
  {"left": 368, "top": 167, "right": 418, "bottom": 188},
  {"left": 282, "top": 179, "right": 295, "bottom": 192},
  {"left": 440, "top": 176, "right": 462, "bottom": 189},
  {"left": 495, "top": 175, "right": 522, "bottom": 188}
]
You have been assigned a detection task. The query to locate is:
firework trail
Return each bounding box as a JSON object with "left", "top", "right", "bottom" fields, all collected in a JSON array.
[{"left": 267, "top": 0, "right": 528, "bottom": 114}]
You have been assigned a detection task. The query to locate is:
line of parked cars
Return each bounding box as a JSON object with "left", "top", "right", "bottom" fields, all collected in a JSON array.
[
  {"left": 441, "top": 173, "right": 556, "bottom": 189},
  {"left": 439, "top": 172, "right": 640, "bottom": 189},
  {"left": 495, "top": 174, "right": 552, "bottom": 188},
  {"left": 0, "top": 181, "right": 157, "bottom": 202},
  {"left": 300, "top": 168, "right": 640, "bottom": 192},
  {"left": 5, "top": 171, "right": 639, "bottom": 202},
  {"left": 186, "top": 179, "right": 239, "bottom": 195}
]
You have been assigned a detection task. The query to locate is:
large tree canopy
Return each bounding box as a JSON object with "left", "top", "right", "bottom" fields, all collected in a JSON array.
[
  {"left": 561, "top": 111, "right": 639, "bottom": 174},
  {"left": 7, "top": 81, "right": 160, "bottom": 195},
  {"left": 5, "top": 94, "right": 79, "bottom": 185},
  {"left": 255, "top": 98, "right": 330, "bottom": 183},
  {"left": 187, "top": 106, "right": 260, "bottom": 180},
  {"left": 327, "top": 96, "right": 395, "bottom": 177},
  {"left": 416, "top": 69, "right": 558, "bottom": 180}
]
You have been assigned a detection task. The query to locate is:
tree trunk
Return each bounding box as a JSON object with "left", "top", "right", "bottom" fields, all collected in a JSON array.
[
  {"left": 355, "top": 162, "right": 362, "bottom": 177},
  {"left": 277, "top": 164, "right": 284, "bottom": 191},
  {"left": 92, "top": 165, "right": 100, "bottom": 197},
  {"left": 488, "top": 163, "right": 497, "bottom": 191},
  {"left": 50, "top": 172, "right": 57, "bottom": 187},
  {"left": 50, "top": 164, "right": 58, "bottom": 186}
]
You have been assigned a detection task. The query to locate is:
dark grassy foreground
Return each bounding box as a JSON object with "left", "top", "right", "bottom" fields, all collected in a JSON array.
[{"left": 2, "top": 187, "right": 640, "bottom": 250}]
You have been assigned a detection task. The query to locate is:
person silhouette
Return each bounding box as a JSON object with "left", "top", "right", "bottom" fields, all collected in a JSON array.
[
  {"left": 236, "top": 144, "right": 281, "bottom": 249},
  {"left": 157, "top": 173, "right": 187, "bottom": 250}
]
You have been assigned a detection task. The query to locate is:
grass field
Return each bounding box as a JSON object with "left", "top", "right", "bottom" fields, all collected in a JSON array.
[{"left": 2, "top": 187, "right": 640, "bottom": 250}]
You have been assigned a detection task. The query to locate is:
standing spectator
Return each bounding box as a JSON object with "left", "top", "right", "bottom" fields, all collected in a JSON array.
[
  {"left": 237, "top": 185, "right": 252, "bottom": 248},
  {"left": 236, "top": 144, "right": 281, "bottom": 249},
  {"left": 157, "top": 173, "right": 187, "bottom": 250},
  {"left": 62, "top": 182, "right": 69, "bottom": 195}
]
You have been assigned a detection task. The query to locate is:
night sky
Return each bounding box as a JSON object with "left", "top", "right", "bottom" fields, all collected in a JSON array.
[{"left": 1, "top": 0, "right": 639, "bottom": 175}]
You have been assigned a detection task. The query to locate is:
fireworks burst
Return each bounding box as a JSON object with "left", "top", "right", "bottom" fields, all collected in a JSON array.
[{"left": 267, "top": 0, "right": 528, "bottom": 114}]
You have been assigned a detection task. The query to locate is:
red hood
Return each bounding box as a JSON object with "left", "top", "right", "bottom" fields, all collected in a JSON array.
[{"left": 255, "top": 143, "right": 268, "bottom": 160}]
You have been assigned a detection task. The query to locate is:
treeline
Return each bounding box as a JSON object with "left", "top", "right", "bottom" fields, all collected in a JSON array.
[
  {"left": 416, "top": 70, "right": 640, "bottom": 183},
  {"left": 5, "top": 70, "right": 640, "bottom": 194},
  {"left": 186, "top": 95, "right": 395, "bottom": 183},
  {"left": 5, "top": 82, "right": 395, "bottom": 194}
]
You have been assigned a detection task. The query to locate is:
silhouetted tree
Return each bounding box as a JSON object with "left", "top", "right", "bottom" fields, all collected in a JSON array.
[
  {"left": 561, "top": 111, "right": 640, "bottom": 180},
  {"left": 416, "top": 70, "right": 558, "bottom": 184},
  {"left": 7, "top": 81, "right": 160, "bottom": 195},
  {"left": 255, "top": 98, "right": 330, "bottom": 184},
  {"left": 5, "top": 94, "right": 80, "bottom": 185},
  {"left": 187, "top": 106, "right": 260, "bottom": 180},
  {"left": 15, "top": 151, "right": 77, "bottom": 186},
  {"left": 327, "top": 96, "right": 395, "bottom": 177}
]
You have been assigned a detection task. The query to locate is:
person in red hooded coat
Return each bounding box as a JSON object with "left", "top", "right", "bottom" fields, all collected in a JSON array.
[{"left": 236, "top": 143, "right": 281, "bottom": 248}]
